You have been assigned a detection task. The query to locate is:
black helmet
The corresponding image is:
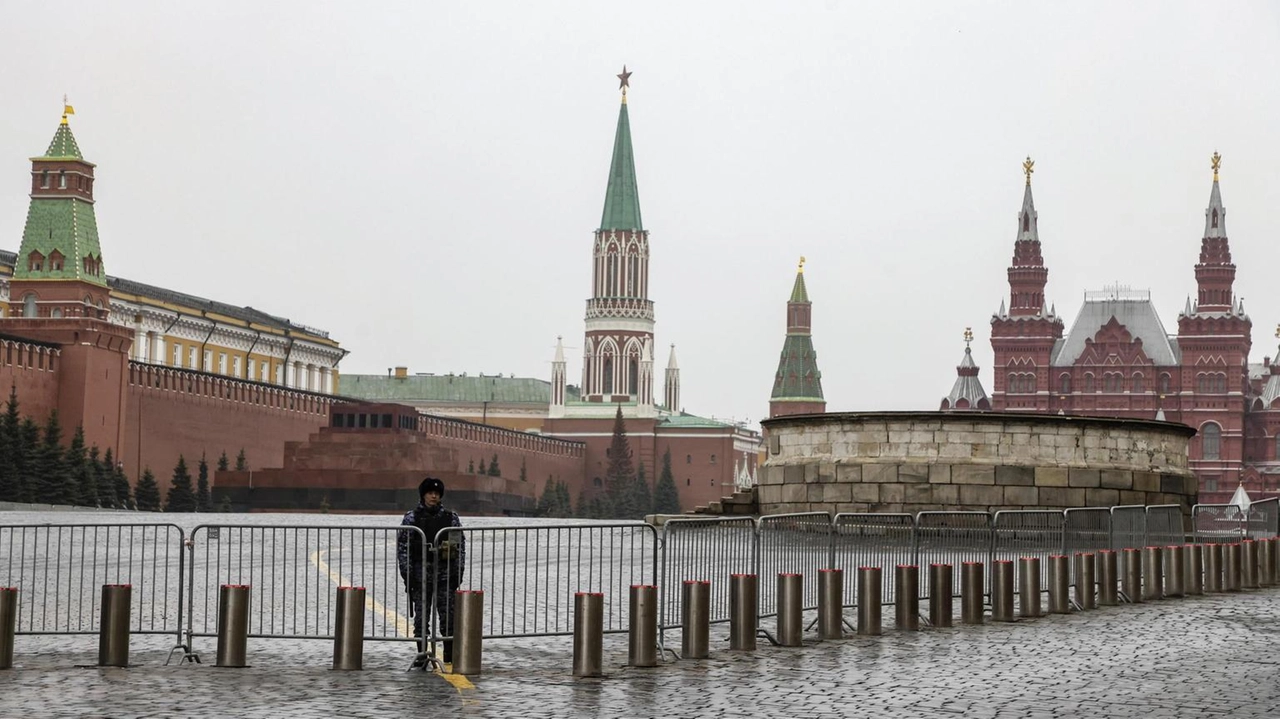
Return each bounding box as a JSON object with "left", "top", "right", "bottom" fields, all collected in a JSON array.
[{"left": 419, "top": 476, "right": 445, "bottom": 498}]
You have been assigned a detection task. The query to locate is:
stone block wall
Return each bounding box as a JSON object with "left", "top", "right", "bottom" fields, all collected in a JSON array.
[{"left": 758, "top": 412, "right": 1198, "bottom": 516}]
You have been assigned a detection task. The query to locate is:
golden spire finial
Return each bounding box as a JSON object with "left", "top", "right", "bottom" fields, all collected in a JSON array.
[
  {"left": 1022, "top": 156, "right": 1035, "bottom": 186},
  {"left": 1212, "top": 151, "right": 1222, "bottom": 182},
  {"left": 60, "top": 94, "right": 75, "bottom": 126},
  {"left": 964, "top": 326, "right": 974, "bottom": 347},
  {"left": 798, "top": 255, "right": 806, "bottom": 274}
]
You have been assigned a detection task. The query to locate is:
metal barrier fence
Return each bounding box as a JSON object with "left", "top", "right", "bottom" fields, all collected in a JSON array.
[
  {"left": 756, "top": 512, "right": 831, "bottom": 617},
  {"left": 1193, "top": 504, "right": 1245, "bottom": 544},
  {"left": 659, "top": 517, "right": 755, "bottom": 631},
  {"left": 831, "top": 513, "right": 914, "bottom": 605},
  {"left": 1248, "top": 498, "right": 1280, "bottom": 539},
  {"left": 0, "top": 523, "right": 185, "bottom": 653},
  {"left": 185, "top": 524, "right": 424, "bottom": 654},
  {"left": 993, "top": 510, "right": 1063, "bottom": 589},
  {"left": 1064, "top": 508, "right": 1110, "bottom": 587},
  {"left": 1146, "top": 505, "right": 1185, "bottom": 546},
  {"left": 1110, "top": 506, "right": 1147, "bottom": 550},
  {"left": 430, "top": 523, "right": 658, "bottom": 644},
  {"left": 914, "top": 512, "right": 993, "bottom": 595}
]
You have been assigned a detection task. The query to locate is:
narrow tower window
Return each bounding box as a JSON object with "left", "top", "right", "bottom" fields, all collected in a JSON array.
[
  {"left": 1022, "top": 214, "right": 1029, "bottom": 232},
  {"left": 22, "top": 294, "right": 36, "bottom": 318},
  {"left": 40, "top": 171, "right": 49, "bottom": 189},
  {"left": 1201, "top": 423, "right": 1221, "bottom": 460},
  {"left": 1212, "top": 209, "right": 1219, "bottom": 229},
  {"left": 58, "top": 172, "right": 66, "bottom": 189}
]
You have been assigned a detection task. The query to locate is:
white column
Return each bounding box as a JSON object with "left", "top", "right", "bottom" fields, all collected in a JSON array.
[{"left": 153, "top": 334, "right": 166, "bottom": 366}]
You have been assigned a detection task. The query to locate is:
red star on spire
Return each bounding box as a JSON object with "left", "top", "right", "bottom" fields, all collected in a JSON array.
[{"left": 617, "top": 65, "right": 632, "bottom": 90}]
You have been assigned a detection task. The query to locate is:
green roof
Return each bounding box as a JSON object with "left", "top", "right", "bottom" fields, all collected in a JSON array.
[
  {"left": 16, "top": 198, "right": 106, "bottom": 286},
  {"left": 340, "top": 374, "right": 580, "bottom": 404},
  {"left": 599, "top": 101, "right": 643, "bottom": 231},
  {"left": 43, "top": 123, "right": 83, "bottom": 160},
  {"left": 659, "top": 412, "right": 736, "bottom": 429},
  {"left": 790, "top": 271, "right": 809, "bottom": 303},
  {"left": 771, "top": 334, "right": 823, "bottom": 401}
]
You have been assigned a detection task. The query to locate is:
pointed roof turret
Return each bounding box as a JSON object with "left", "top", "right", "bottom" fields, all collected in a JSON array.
[
  {"left": 1205, "top": 151, "right": 1227, "bottom": 238},
  {"left": 770, "top": 258, "right": 824, "bottom": 417},
  {"left": 554, "top": 335, "right": 565, "bottom": 363},
  {"left": 1005, "top": 156, "right": 1051, "bottom": 317},
  {"left": 599, "top": 66, "right": 643, "bottom": 232},
  {"left": 1190, "top": 151, "right": 1238, "bottom": 313},
  {"left": 789, "top": 258, "right": 810, "bottom": 303},
  {"left": 941, "top": 328, "right": 991, "bottom": 411},
  {"left": 667, "top": 343, "right": 678, "bottom": 370},
  {"left": 39, "top": 100, "right": 84, "bottom": 160}
]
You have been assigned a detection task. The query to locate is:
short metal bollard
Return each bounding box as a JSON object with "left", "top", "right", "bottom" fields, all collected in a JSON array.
[
  {"left": 453, "top": 590, "right": 484, "bottom": 675},
  {"left": 1073, "top": 553, "right": 1096, "bottom": 610},
  {"left": 1259, "top": 540, "right": 1275, "bottom": 587},
  {"left": 895, "top": 565, "right": 919, "bottom": 631},
  {"left": 99, "top": 584, "right": 132, "bottom": 668},
  {"left": 991, "top": 560, "right": 1014, "bottom": 622},
  {"left": 961, "top": 562, "right": 984, "bottom": 624},
  {"left": 1186, "top": 544, "right": 1204, "bottom": 595},
  {"left": 333, "top": 586, "right": 366, "bottom": 671},
  {"left": 1242, "top": 540, "right": 1259, "bottom": 589},
  {"left": 1225, "top": 543, "right": 1242, "bottom": 591},
  {"left": 929, "top": 564, "right": 953, "bottom": 628},
  {"left": 1205, "top": 544, "right": 1223, "bottom": 593},
  {"left": 1018, "top": 557, "right": 1041, "bottom": 618},
  {"left": 216, "top": 584, "right": 250, "bottom": 668},
  {"left": 0, "top": 587, "right": 17, "bottom": 670},
  {"left": 572, "top": 592, "right": 604, "bottom": 678},
  {"left": 1165, "top": 546, "right": 1185, "bottom": 598},
  {"left": 777, "top": 574, "right": 804, "bottom": 647},
  {"left": 681, "top": 580, "right": 711, "bottom": 658},
  {"left": 628, "top": 585, "right": 658, "bottom": 668},
  {"left": 1097, "top": 550, "right": 1118, "bottom": 606},
  {"left": 1122, "top": 548, "right": 1142, "bottom": 603},
  {"left": 857, "top": 567, "right": 882, "bottom": 636},
  {"left": 1141, "top": 546, "right": 1163, "bottom": 600},
  {"left": 1046, "top": 555, "right": 1069, "bottom": 614},
  {"left": 729, "top": 574, "right": 758, "bottom": 651},
  {"left": 817, "top": 569, "right": 843, "bottom": 640}
]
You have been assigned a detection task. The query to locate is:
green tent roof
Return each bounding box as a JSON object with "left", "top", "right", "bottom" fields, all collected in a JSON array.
[
  {"left": 16, "top": 198, "right": 106, "bottom": 286},
  {"left": 599, "top": 102, "right": 643, "bottom": 232},
  {"left": 790, "top": 271, "right": 809, "bottom": 303},
  {"left": 771, "top": 334, "right": 824, "bottom": 401},
  {"left": 42, "top": 123, "right": 83, "bottom": 160}
]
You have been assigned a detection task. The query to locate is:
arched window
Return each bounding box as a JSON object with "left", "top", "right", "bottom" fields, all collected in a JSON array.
[
  {"left": 686, "top": 454, "right": 692, "bottom": 464},
  {"left": 1159, "top": 373, "right": 1171, "bottom": 395},
  {"left": 1007, "top": 373, "right": 1016, "bottom": 393},
  {"left": 1059, "top": 373, "right": 1071, "bottom": 394},
  {"left": 626, "top": 254, "right": 637, "bottom": 296},
  {"left": 1084, "top": 373, "right": 1095, "bottom": 393},
  {"left": 22, "top": 293, "right": 36, "bottom": 318},
  {"left": 1131, "top": 373, "right": 1144, "bottom": 394},
  {"left": 1201, "top": 423, "right": 1221, "bottom": 460},
  {"left": 1212, "top": 209, "right": 1219, "bottom": 229},
  {"left": 607, "top": 252, "right": 618, "bottom": 295},
  {"left": 51, "top": 308, "right": 62, "bottom": 319},
  {"left": 602, "top": 356, "right": 613, "bottom": 394},
  {"left": 628, "top": 357, "right": 638, "bottom": 395}
]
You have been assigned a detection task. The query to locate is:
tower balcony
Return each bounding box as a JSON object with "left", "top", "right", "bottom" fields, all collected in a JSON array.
[{"left": 585, "top": 297, "right": 654, "bottom": 321}]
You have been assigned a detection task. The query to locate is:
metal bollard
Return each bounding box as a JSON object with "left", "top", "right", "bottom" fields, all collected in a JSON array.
[
  {"left": 1047, "top": 555, "right": 1070, "bottom": 614},
  {"left": 1205, "top": 544, "right": 1223, "bottom": 592},
  {"left": 1097, "top": 550, "right": 1118, "bottom": 606},
  {"left": 895, "top": 565, "right": 919, "bottom": 631},
  {"left": 628, "top": 585, "right": 658, "bottom": 668},
  {"left": 216, "top": 584, "right": 250, "bottom": 668},
  {"left": 817, "top": 569, "right": 844, "bottom": 640},
  {"left": 857, "top": 567, "right": 882, "bottom": 636},
  {"left": 1141, "top": 546, "right": 1163, "bottom": 600},
  {"left": 1259, "top": 540, "right": 1275, "bottom": 587},
  {"left": 929, "top": 564, "right": 953, "bottom": 628},
  {"left": 1271, "top": 537, "right": 1280, "bottom": 583},
  {"left": 1165, "top": 546, "right": 1185, "bottom": 598},
  {"left": 961, "top": 562, "right": 984, "bottom": 624},
  {"left": 777, "top": 574, "right": 804, "bottom": 647},
  {"left": 729, "top": 574, "right": 758, "bottom": 651},
  {"left": 572, "top": 592, "right": 604, "bottom": 678},
  {"left": 1122, "top": 548, "right": 1142, "bottom": 603},
  {"left": 0, "top": 587, "right": 17, "bottom": 670},
  {"left": 1018, "top": 557, "right": 1041, "bottom": 618},
  {"left": 1186, "top": 544, "right": 1204, "bottom": 595},
  {"left": 1225, "top": 543, "right": 1242, "bottom": 591},
  {"left": 681, "top": 580, "right": 711, "bottom": 658},
  {"left": 453, "top": 590, "right": 484, "bottom": 675},
  {"left": 99, "top": 584, "right": 133, "bottom": 668},
  {"left": 1073, "top": 553, "right": 1096, "bottom": 610},
  {"left": 1241, "top": 540, "right": 1259, "bottom": 589},
  {"left": 991, "top": 560, "right": 1014, "bottom": 622},
  {"left": 333, "top": 586, "right": 366, "bottom": 671}
]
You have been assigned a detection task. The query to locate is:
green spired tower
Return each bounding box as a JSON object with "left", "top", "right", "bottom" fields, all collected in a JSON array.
[
  {"left": 9, "top": 100, "right": 109, "bottom": 319},
  {"left": 770, "top": 258, "right": 825, "bottom": 417}
]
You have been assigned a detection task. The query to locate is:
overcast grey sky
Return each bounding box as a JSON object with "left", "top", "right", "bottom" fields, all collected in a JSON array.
[{"left": 3, "top": 2, "right": 1280, "bottom": 426}]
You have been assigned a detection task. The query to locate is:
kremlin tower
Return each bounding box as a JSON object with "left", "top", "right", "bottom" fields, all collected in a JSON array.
[{"left": 769, "top": 258, "right": 825, "bottom": 417}]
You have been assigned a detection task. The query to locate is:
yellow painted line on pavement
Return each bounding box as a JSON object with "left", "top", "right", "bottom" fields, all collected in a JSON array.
[{"left": 308, "top": 549, "right": 476, "bottom": 692}]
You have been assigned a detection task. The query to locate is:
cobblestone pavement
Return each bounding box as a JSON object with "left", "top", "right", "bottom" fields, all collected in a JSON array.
[{"left": 5, "top": 588, "right": 1280, "bottom": 718}]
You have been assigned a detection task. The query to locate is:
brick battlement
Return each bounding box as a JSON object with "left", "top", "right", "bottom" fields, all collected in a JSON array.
[
  {"left": 128, "top": 361, "right": 333, "bottom": 416},
  {"left": 416, "top": 414, "right": 585, "bottom": 459},
  {"left": 0, "top": 336, "right": 61, "bottom": 373}
]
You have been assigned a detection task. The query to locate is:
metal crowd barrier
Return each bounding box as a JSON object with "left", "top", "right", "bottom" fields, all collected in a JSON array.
[
  {"left": 1146, "top": 505, "right": 1185, "bottom": 546},
  {"left": 1248, "top": 498, "right": 1280, "bottom": 539},
  {"left": 914, "top": 512, "right": 993, "bottom": 595},
  {"left": 430, "top": 523, "right": 658, "bottom": 646},
  {"left": 1110, "top": 506, "right": 1147, "bottom": 550},
  {"left": 0, "top": 523, "right": 185, "bottom": 657},
  {"left": 659, "top": 517, "right": 755, "bottom": 633},
  {"left": 756, "top": 512, "right": 831, "bottom": 618},
  {"left": 831, "top": 513, "right": 914, "bottom": 605},
  {"left": 1064, "top": 508, "right": 1110, "bottom": 589},
  {"left": 1193, "top": 504, "right": 1245, "bottom": 544},
  {"left": 185, "top": 524, "right": 426, "bottom": 661},
  {"left": 993, "top": 510, "right": 1063, "bottom": 590}
]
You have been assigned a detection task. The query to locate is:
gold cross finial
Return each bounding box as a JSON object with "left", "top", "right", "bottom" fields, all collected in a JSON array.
[
  {"left": 1022, "top": 156, "right": 1035, "bottom": 186},
  {"left": 964, "top": 327, "right": 974, "bottom": 346},
  {"left": 1212, "top": 151, "right": 1222, "bottom": 182},
  {"left": 798, "top": 255, "right": 806, "bottom": 274}
]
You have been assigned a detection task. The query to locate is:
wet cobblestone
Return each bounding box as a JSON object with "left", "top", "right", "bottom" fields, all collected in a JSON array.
[{"left": 4, "top": 588, "right": 1280, "bottom": 718}]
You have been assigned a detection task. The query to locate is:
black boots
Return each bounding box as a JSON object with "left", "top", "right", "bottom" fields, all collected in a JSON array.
[{"left": 443, "top": 640, "right": 454, "bottom": 664}]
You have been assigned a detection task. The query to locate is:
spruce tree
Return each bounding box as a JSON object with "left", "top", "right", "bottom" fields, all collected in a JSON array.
[
  {"left": 217, "top": 451, "right": 229, "bottom": 472},
  {"left": 653, "top": 448, "right": 682, "bottom": 514},
  {"left": 603, "top": 406, "right": 634, "bottom": 519},
  {"left": 17, "top": 417, "right": 40, "bottom": 504},
  {"left": 554, "top": 480, "right": 572, "bottom": 517},
  {"left": 104, "top": 448, "right": 132, "bottom": 509},
  {"left": 67, "top": 426, "right": 94, "bottom": 506},
  {"left": 575, "top": 486, "right": 592, "bottom": 519},
  {"left": 536, "top": 479, "right": 556, "bottom": 517},
  {"left": 89, "top": 446, "right": 115, "bottom": 508},
  {"left": 0, "top": 386, "right": 17, "bottom": 501},
  {"left": 218, "top": 493, "right": 232, "bottom": 512},
  {"left": 234, "top": 449, "right": 248, "bottom": 471},
  {"left": 628, "top": 461, "right": 652, "bottom": 519},
  {"left": 196, "top": 454, "right": 211, "bottom": 512},
  {"left": 39, "top": 411, "right": 74, "bottom": 505},
  {"left": 487, "top": 454, "right": 500, "bottom": 477},
  {"left": 134, "top": 468, "right": 161, "bottom": 511},
  {"left": 164, "top": 455, "right": 197, "bottom": 512},
  {"left": 467, "top": 459, "right": 475, "bottom": 474}
]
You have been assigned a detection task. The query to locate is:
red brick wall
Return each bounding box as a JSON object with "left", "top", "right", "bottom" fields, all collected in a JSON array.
[{"left": 0, "top": 338, "right": 61, "bottom": 426}]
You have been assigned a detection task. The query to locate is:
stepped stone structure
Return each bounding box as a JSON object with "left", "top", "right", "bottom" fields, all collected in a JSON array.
[{"left": 759, "top": 411, "right": 1198, "bottom": 516}]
